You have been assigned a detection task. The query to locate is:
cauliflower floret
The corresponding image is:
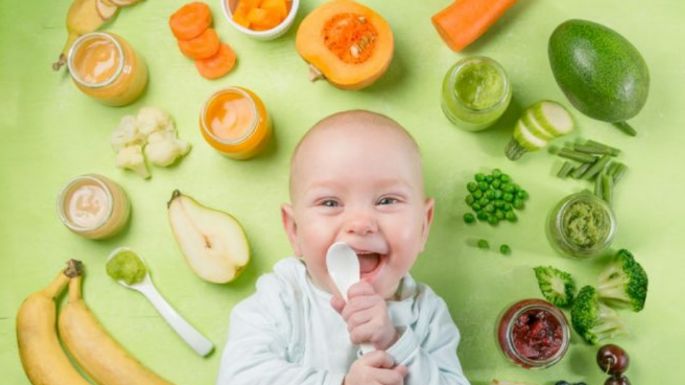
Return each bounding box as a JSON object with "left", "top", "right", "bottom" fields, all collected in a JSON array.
[
  {"left": 137, "top": 107, "right": 172, "bottom": 136},
  {"left": 115, "top": 145, "right": 150, "bottom": 178},
  {"left": 111, "top": 115, "right": 144, "bottom": 151},
  {"left": 145, "top": 137, "right": 191, "bottom": 167}
]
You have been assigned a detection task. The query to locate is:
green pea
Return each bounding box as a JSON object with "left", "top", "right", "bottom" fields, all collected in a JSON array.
[
  {"left": 472, "top": 203, "right": 481, "bottom": 210},
  {"left": 495, "top": 210, "right": 505, "bottom": 219},
  {"left": 477, "top": 239, "right": 489, "bottom": 249},
  {"left": 484, "top": 175, "right": 493, "bottom": 183},
  {"left": 465, "top": 195, "right": 475, "bottom": 205},
  {"left": 517, "top": 190, "right": 529, "bottom": 200},
  {"left": 512, "top": 184, "right": 521, "bottom": 192},
  {"left": 503, "top": 193, "right": 514, "bottom": 202},
  {"left": 485, "top": 190, "right": 495, "bottom": 199},
  {"left": 505, "top": 211, "right": 517, "bottom": 222},
  {"left": 463, "top": 213, "right": 475, "bottom": 224},
  {"left": 475, "top": 173, "right": 485, "bottom": 182},
  {"left": 488, "top": 216, "right": 499, "bottom": 225},
  {"left": 484, "top": 203, "right": 495, "bottom": 213},
  {"left": 477, "top": 212, "right": 488, "bottom": 221},
  {"left": 479, "top": 197, "right": 489, "bottom": 206},
  {"left": 492, "top": 180, "right": 501, "bottom": 189},
  {"left": 492, "top": 169, "right": 502, "bottom": 178},
  {"left": 494, "top": 200, "right": 505, "bottom": 208},
  {"left": 500, "top": 244, "right": 512, "bottom": 255},
  {"left": 513, "top": 199, "right": 524, "bottom": 209},
  {"left": 467, "top": 182, "right": 478, "bottom": 192},
  {"left": 494, "top": 190, "right": 503, "bottom": 199},
  {"left": 503, "top": 203, "right": 512, "bottom": 211},
  {"left": 478, "top": 181, "right": 489, "bottom": 191},
  {"left": 473, "top": 190, "right": 483, "bottom": 199},
  {"left": 502, "top": 184, "right": 515, "bottom": 193},
  {"left": 500, "top": 174, "right": 510, "bottom": 182}
]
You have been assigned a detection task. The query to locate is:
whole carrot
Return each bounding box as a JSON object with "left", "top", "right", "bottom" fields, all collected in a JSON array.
[{"left": 432, "top": 0, "right": 517, "bottom": 52}]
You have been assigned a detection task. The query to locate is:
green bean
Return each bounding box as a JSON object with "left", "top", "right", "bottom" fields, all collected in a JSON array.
[
  {"left": 557, "top": 161, "right": 575, "bottom": 178},
  {"left": 612, "top": 162, "right": 628, "bottom": 184},
  {"left": 585, "top": 139, "right": 621, "bottom": 155},
  {"left": 557, "top": 148, "right": 597, "bottom": 163},
  {"left": 594, "top": 170, "right": 603, "bottom": 199},
  {"left": 582, "top": 155, "right": 612, "bottom": 180},
  {"left": 601, "top": 172, "right": 613, "bottom": 205},
  {"left": 605, "top": 161, "right": 620, "bottom": 177},
  {"left": 571, "top": 162, "right": 592, "bottom": 179},
  {"left": 573, "top": 144, "right": 619, "bottom": 156}
]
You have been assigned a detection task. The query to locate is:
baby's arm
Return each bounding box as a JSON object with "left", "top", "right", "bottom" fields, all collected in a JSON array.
[
  {"left": 216, "top": 276, "right": 344, "bottom": 385},
  {"left": 385, "top": 293, "right": 471, "bottom": 385}
]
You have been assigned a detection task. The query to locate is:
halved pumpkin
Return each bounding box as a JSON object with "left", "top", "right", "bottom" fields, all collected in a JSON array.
[{"left": 295, "top": 0, "right": 394, "bottom": 90}]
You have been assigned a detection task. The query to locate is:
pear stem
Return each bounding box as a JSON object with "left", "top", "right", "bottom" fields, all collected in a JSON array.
[{"left": 167, "top": 189, "right": 182, "bottom": 208}]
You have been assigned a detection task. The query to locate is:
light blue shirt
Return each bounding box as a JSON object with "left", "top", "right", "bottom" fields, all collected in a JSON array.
[{"left": 217, "top": 257, "right": 470, "bottom": 385}]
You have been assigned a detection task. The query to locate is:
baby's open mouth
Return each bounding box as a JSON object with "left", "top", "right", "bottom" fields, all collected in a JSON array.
[{"left": 357, "top": 252, "right": 383, "bottom": 276}]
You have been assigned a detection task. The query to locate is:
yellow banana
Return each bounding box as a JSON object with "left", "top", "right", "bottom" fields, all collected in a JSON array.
[
  {"left": 53, "top": 0, "right": 108, "bottom": 70},
  {"left": 59, "top": 269, "right": 176, "bottom": 385},
  {"left": 16, "top": 260, "right": 90, "bottom": 385}
]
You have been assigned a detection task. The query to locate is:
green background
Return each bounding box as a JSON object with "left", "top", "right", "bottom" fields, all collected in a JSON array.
[{"left": 1, "top": 0, "right": 683, "bottom": 384}]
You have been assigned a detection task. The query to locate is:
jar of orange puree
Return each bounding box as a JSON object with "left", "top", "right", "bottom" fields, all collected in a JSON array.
[
  {"left": 67, "top": 32, "right": 148, "bottom": 106},
  {"left": 200, "top": 87, "right": 271, "bottom": 160}
]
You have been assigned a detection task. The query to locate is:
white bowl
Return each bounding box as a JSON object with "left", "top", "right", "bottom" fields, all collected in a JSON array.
[{"left": 221, "top": 0, "right": 300, "bottom": 40}]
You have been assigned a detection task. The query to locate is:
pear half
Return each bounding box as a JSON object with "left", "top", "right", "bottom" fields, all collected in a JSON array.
[{"left": 167, "top": 190, "right": 250, "bottom": 283}]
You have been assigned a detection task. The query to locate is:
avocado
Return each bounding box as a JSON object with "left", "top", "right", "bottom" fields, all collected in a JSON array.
[{"left": 548, "top": 19, "right": 649, "bottom": 124}]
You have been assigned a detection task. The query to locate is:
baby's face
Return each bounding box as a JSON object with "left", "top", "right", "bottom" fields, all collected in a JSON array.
[{"left": 282, "top": 122, "right": 434, "bottom": 299}]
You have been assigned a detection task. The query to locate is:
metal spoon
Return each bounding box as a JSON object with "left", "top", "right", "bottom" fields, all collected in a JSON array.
[
  {"left": 325, "top": 241, "right": 374, "bottom": 354},
  {"left": 106, "top": 247, "right": 214, "bottom": 357}
]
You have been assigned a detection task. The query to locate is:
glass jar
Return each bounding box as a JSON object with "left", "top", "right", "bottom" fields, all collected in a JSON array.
[
  {"left": 199, "top": 87, "right": 271, "bottom": 159},
  {"left": 441, "top": 56, "right": 512, "bottom": 131},
  {"left": 547, "top": 191, "right": 617, "bottom": 258},
  {"left": 57, "top": 174, "right": 131, "bottom": 239},
  {"left": 67, "top": 32, "right": 148, "bottom": 106},
  {"left": 496, "top": 298, "right": 570, "bottom": 369}
]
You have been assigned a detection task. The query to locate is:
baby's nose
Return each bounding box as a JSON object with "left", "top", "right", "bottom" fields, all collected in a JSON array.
[{"left": 344, "top": 210, "right": 378, "bottom": 235}]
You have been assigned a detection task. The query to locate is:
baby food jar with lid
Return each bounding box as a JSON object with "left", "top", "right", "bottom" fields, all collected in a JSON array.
[
  {"left": 199, "top": 87, "right": 272, "bottom": 160},
  {"left": 441, "top": 56, "right": 512, "bottom": 131},
  {"left": 67, "top": 32, "right": 148, "bottom": 106},
  {"left": 57, "top": 174, "right": 131, "bottom": 239},
  {"left": 496, "top": 298, "right": 570, "bottom": 369},
  {"left": 547, "top": 191, "right": 617, "bottom": 258}
]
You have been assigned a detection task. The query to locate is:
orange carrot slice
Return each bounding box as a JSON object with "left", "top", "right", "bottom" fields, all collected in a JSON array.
[
  {"left": 431, "top": 0, "right": 517, "bottom": 52},
  {"left": 178, "top": 28, "right": 221, "bottom": 59},
  {"left": 195, "top": 43, "right": 237, "bottom": 80},
  {"left": 170, "top": 2, "right": 212, "bottom": 40}
]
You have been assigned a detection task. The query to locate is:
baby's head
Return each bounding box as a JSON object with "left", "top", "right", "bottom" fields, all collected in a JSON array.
[{"left": 281, "top": 110, "right": 434, "bottom": 299}]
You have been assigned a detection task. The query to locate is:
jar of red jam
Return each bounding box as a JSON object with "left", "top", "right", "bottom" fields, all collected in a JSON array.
[{"left": 496, "top": 298, "right": 570, "bottom": 369}]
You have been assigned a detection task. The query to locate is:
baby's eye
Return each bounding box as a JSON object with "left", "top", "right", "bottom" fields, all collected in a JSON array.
[
  {"left": 377, "top": 197, "right": 399, "bottom": 205},
  {"left": 320, "top": 199, "right": 340, "bottom": 208}
]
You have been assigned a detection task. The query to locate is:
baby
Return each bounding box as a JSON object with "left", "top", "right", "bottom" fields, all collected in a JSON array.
[{"left": 217, "top": 110, "right": 470, "bottom": 385}]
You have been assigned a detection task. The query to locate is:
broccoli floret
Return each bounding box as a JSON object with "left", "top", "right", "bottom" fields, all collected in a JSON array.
[
  {"left": 571, "top": 285, "right": 626, "bottom": 344},
  {"left": 597, "top": 249, "right": 648, "bottom": 312},
  {"left": 533, "top": 266, "right": 577, "bottom": 307}
]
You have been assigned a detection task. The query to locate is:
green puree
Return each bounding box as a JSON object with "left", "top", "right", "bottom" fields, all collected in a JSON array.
[
  {"left": 561, "top": 200, "right": 611, "bottom": 248},
  {"left": 455, "top": 61, "right": 506, "bottom": 110},
  {"left": 106, "top": 250, "right": 146, "bottom": 285}
]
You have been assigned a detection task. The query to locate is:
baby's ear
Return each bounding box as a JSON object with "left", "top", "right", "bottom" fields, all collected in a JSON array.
[
  {"left": 281, "top": 203, "right": 302, "bottom": 256},
  {"left": 420, "top": 198, "right": 435, "bottom": 251}
]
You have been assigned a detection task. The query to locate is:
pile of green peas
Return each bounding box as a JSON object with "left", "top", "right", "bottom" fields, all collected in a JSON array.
[{"left": 463, "top": 169, "right": 529, "bottom": 225}]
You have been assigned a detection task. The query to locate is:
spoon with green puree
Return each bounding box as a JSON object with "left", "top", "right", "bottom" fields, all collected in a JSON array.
[{"left": 106, "top": 247, "right": 214, "bottom": 356}]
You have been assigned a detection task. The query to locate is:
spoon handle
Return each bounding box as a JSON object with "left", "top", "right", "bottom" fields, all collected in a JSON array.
[{"left": 138, "top": 284, "right": 214, "bottom": 356}]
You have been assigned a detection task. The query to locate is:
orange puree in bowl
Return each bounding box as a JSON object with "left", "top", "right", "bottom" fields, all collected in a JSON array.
[
  {"left": 200, "top": 87, "right": 271, "bottom": 159},
  {"left": 67, "top": 32, "right": 148, "bottom": 106}
]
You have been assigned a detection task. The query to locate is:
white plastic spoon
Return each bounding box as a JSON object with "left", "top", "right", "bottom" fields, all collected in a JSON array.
[
  {"left": 107, "top": 247, "right": 214, "bottom": 357},
  {"left": 325, "top": 242, "right": 374, "bottom": 354}
]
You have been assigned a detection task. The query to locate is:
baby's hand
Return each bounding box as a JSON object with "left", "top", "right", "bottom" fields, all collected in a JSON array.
[
  {"left": 331, "top": 281, "right": 399, "bottom": 351},
  {"left": 343, "top": 350, "right": 407, "bottom": 385}
]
